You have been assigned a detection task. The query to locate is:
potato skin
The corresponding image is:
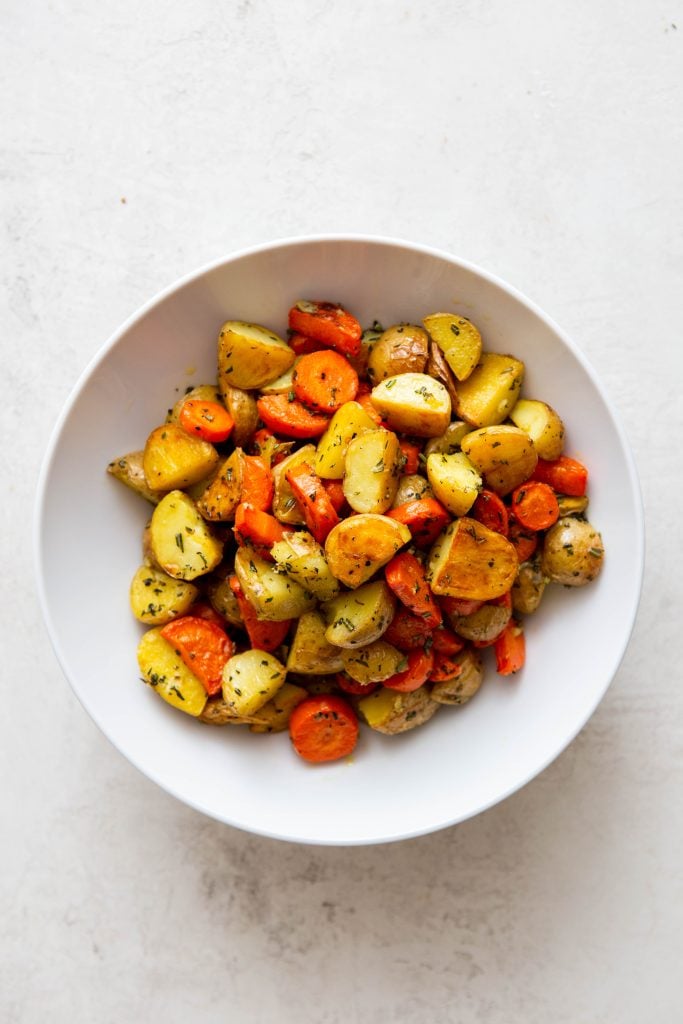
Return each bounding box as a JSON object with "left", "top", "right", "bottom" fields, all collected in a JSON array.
[
  {"left": 325, "top": 514, "right": 411, "bottom": 588},
  {"left": 426, "top": 451, "right": 482, "bottom": 517},
  {"left": 340, "top": 641, "right": 405, "bottom": 684},
  {"left": 358, "top": 685, "right": 439, "bottom": 734},
  {"left": 512, "top": 559, "right": 547, "bottom": 615},
  {"left": 249, "top": 682, "right": 308, "bottom": 733},
  {"left": 427, "top": 517, "right": 518, "bottom": 600},
  {"left": 234, "top": 547, "right": 316, "bottom": 620},
  {"left": 220, "top": 384, "right": 260, "bottom": 448},
  {"left": 218, "top": 320, "right": 295, "bottom": 390},
  {"left": 108, "top": 450, "right": 166, "bottom": 504},
  {"left": 222, "top": 650, "right": 287, "bottom": 717},
  {"left": 367, "top": 324, "right": 429, "bottom": 385},
  {"left": 150, "top": 491, "right": 224, "bottom": 580},
  {"left": 287, "top": 611, "right": 345, "bottom": 674},
  {"left": 541, "top": 517, "right": 605, "bottom": 586},
  {"left": 425, "top": 340, "right": 459, "bottom": 406},
  {"left": 167, "top": 384, "right": 222, "bottom": 424},
  {"left": 323, "top": 580, "right": 396, "bottom": 648},
  {"left": 272, "top": 445, "right": 317, "bottom": 525},
  {"left": 343, "top": 428, "right": 402, "bottom": 514},
  {"left": 430, "top": 649, "right": 483, "bottom": 705},
  {"left": 423, "top": 313, "right": 483, "bottom": 382},
  {"left": 509, "top": 398, "right": 565, "bottom": 461},
  {"left": 271, "top": 531, "right": 340, "bottom": 602},
  {"left": 371, "top": 373, "right": 451, "bottom": 438},
  {"left": 460, "top": 425, "right": 538, "bottom": 496},
  {"left": 314, "top": 401, "right": 376, "bottom": 480},
  {"left": 137, "top": 628, "right": 207, "bottom": 716},
  {"left": 423, "top": 421, "right": 471, "bottom": 459},
  {"left": 195, "top": 449, "right": 243, "bottom": 522},
  {"left": 447, "top": 601, "right": 511, "bottom": 643},
  {"left": 392, "top": 474, "right": 433, "bottom": 507}
]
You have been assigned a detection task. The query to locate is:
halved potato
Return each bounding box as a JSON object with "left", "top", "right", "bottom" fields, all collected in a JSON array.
[
  {"left": 249, "top": 682, "right": 308, "bottom": 733},
  {"left": 222, "top": 650, "right": 287, "bottom": 717},
  {"left": 325, "top": 514, "right": 411, "bottom": 588},
  {"left": 453, "top": 352, "right": 525, "bottom": 427},
  {"left": 426, "top": 452, "right": 482, "bottom": 517},
  {"left": 340, "top": 641, "right": 404, "bottom": 684},
  {"left": 314, "top": 401, "right": 377, "bottom": 480},
  {"left": 150, "top": 490, "right": 224, "bottom": 580},
  {"left": 370, "top": 373, "right": 451, "bottom": 437},
  {"left": 143, "top": 423, "right": 219, "bottom": 491},
  {"left": 199, "top": 697, "right": 258, "bottom": 726},
  {"left": 541, "top": 517, "right": 605, "bottom": 586},
  {"left": 509, "top": 399, "right": 565, "bottom": 461},
  {"left": 286, "top": 611, "right": 345, "bottom": 674},
  {"left": 392, "top": 473, "right": 433, "bottom": 507},
  {"left": 323, "top": 580, "right": 396, "bottom": 648},
  {"left": 108, "top": 450, "right": 167, "bottom": 504},
  {"left": 220, "top": 383, "right": 259, "bottom": 448},
  {"left": 137, "top": 627, "right": 207, "bottom": 716},
  {"left": 447, "top": 600, "right": 511, "bottom": 643},
  {"left": 218, "top": 320, "right": 296, "bottom": 390},
  {"left": 430, "top": 648, "right": 483, "bottom": 705},
  {"left": 205, "top": 575, "right": 244, "bottom": 626},
  {"left": 234, "top": 547, "right": 316, "bottom": 621},
  {"left": 259, "top": 359, "right": 300, "bottom": 395},
  {"left": 358, "top": 685, "right": 439, "bottom": 734},
  {"left": 512, "top": 560, "right": 547, "bottom": 615},
  {"left": 195, "top": 449, "right": 244, "bottom": 521},
  {"left": 167, "top": 384, "right": 222, "bottom": 423},
  {"left": 343, "top": 428, "right": 402, "bottom": 514},
  {"left": 271, "top": 531, "right": 340, "bottom": 602},
  {"left": 367, "top": 324, "right": 429, "bottom": 384},
  {"left": 129, "top": 565, "right": 199, "bottom": 625},
  {"left": 427, "top": 516, "right": 518, "bottom": 600},
  {"left": 423, "top": 421, "right": 471, "bottom": 459},
  {"left": 422, "top": 312, "right": 482, "bottom": 381},
  {"left": 460, "top": 425, "right": 537, "bottom": 496},
  {"left": 272, "top": 444, "right": 317, "bottom": 524}
]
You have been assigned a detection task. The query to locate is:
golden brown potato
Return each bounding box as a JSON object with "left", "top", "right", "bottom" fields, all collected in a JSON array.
[
  {"left": 205, "top": 575, "right": 243, "bottom": 626},
  {"left": 199, "top": 697, "right": 256, "bottom": 726},
  {"left": 427, "top": 517, "right": 518, "bottom": 600},
  {"left": 422, "top": 313, "right": 483, "bottom": 382},
  {"left": 150, "top": 491, "right": 224, "bottom": 580},
  {"left": 447, "top": 601, "right": 511, "bottom": 643},
  {"left": 217, "top": 320, "right": 296, "bottom": 390},
  {"left": 541, "top": 518, "right": 605, "bottom": 586},
  {"left": 426, "top": 452, "right": 482, "bottom": 517},
  {"left": 143, "top": 424, "right": 219, "bottom": 491},
  {"left": 325, "top": 514, "right": 410, "bottom": 588},
  {"left": 425, "top": 340, "right": 459, "bottom": 407},
  {"left": 137, "top": 627, "right": 207, "bottom": 716},
  {"left": 340, "top": 641, "right": 404, "bottom": 684},
  {"left": 314, "top": 401, "right": 376, "bottom": 480},
  {"left": 358, "top": 685, "right": 439, "bottom": 734},
  {"left": 249, "top": 682, "right": 309, "bottom": 734},
  {"left": 129, "top": 565, "right": 198, "bottom": 625},
  {"left": 287, "top": 611, "right": 345, "bottom": 674},
  {"left": 454, "top": 352, "right": 525, "bottom": 427},
  {"left": 220, "top": 384, "right": 260, "bottom": 448},
  {"left": 259, "top": 359, "right": 299, "bottom": 395},
  {"left": 509, "top": 399, "right": 565, "bottom": 461},
  {"left": 222, "top": 650, "right": 287, "bottom": 717},
  {"left": 271, "top": 531, "right": 340, "bottom": 602},
  {"left": 107, "top": 450, "right": 167, "bottom": 504},
  {"left": 343, "top": 429, "right": 402, "bottom": 514},
  {"left": 323, "top": 580, "right": 396, "bottom": 648},
  {"left": 370, "top": 374, "right": 451, "bottom": 438},
  {"left": 430, "top": 649, "right": 483, "bottom": 705},
  {"left": 271, "top": 444, "right": 317, "bottom": 525},
  {"left": 392, "top": 473, "right": 433, "bottom": 507},
  {"left": 460, "top": 425, "right": 538, "bottom": 496},
  {"left": 367, "top": 324, "right": 429, "bottom": 384},
  {"left": 234, "top": 548, "right": 316, "bottom": 621},
  {"left": 511, "top": 559, "right": 547, "bottom": 615},
  {"left": 195, "top": 449, "right": 244, "bottom": 522},
  {"left": 423, "top": 421, "right": 471, "bottom": 459}
]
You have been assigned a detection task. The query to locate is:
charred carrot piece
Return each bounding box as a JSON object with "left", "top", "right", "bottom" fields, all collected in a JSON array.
[
  {"left": 495, "top": 620, "right": 525, "bottom": 675},
  {"left": 288, "top": 300, "right": 362, "bottom": 358},
  {"left": 508, "top": 520, "right": 538, "bottom": 563},
  {"left": 322, "top": 479, "right": 347, "bottom": 515},
  {"left": 383, "top": 649, "right": 434, "bottom": 693},
  {"left": 383, "top": 606, "right": 435, "bottom": 652},
  {"left": 336, "top": 673, "right": 380, "bottom": 696},
  {"left": 234, "top": 503, "right": 291, "bottom": 551},
  {"left": 285, "top": 463, "right": 340, "bottom": 544},
  {"left": 431, "top": 627, "right": 466, "bottom": 656},
  {"left": 398, "top": 439, "right": 421, "bottom": 475},
  {"left": 471, "top": 489, "right": 509, "bottom": 536},
  {"left": 384, "top": 552, "right": 442, "bottom": 628},
  {"left": 288, "top": 332, "right": 326, "bottom": 356}
]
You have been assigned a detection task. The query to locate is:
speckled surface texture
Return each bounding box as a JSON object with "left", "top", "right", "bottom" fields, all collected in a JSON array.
[{"left": 4, "top": 1, "right": 682, "bottom": 1020}]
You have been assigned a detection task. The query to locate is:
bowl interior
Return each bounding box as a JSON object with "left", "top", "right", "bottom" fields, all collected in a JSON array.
[{"left": 36, "top": 238, "right": 642, "bottom": 844}]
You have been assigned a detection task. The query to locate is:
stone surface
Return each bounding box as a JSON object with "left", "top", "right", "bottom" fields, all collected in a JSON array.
[{"left": 2, "top": 1, "right": 682, "bottom": 1021}]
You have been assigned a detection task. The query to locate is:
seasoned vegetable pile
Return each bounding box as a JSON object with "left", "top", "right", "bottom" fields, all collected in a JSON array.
[{"left": 108, "top": 299, "right": 605, "bottom": 763}]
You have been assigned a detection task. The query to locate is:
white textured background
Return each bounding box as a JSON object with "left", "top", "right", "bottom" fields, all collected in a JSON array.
[{"left": 3, "top": 1, "right": 682, "bottom": 1021}]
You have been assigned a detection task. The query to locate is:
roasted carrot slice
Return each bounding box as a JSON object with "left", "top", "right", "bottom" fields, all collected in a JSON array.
[
  {"left": 431, "top": 627, "right": 465, "bottom": 656},
  {"left": 532, "top": 456, "right": 588, "bottom": 497},
  {"left": 178, "top": 399, "right": 234, "bottom": 443},
  {"left": 160, "top": 615, "right": 234, "bottom": 696},
  {"left": 288, "top": 332, "right": 326, "bottom": 356},
  {"left": 471, "top": 489, "right": 509, "bottom": 536},
  {"left": 385, "top": 552, "right": 442, "bottom": 628},
  {"left": 228, "top": 576, "right": 291, "bottom": 652},
  {"left": 292, "top": 350, "right": 359, "bottom": 412},
  {"left": 322, "top": 478, "right": 347, "bottom": 515},
  {"left": 336, "top": 673, "right": 380, "bottom": 696},
  {"left": 289, "top": 695, "right": 359, "bottom": 763},
  {"left": 234, "top": 503, "right": 291, "bottom": 551},
  {"left": 398, "top": 439, "right": 421, "bottom": 475},
  {"left": 383, "top": 606, "right": 435, "bottom": 651},
  {"left": 511, "top": 481, "right": 560, "bottom": 531},
  {"left": 508, "top": 520, "right": 538, "bottom": 563},
  {"left": 257, "top": 395, "right": 330, "bottom": 439},
  {"left": 241, "top": 455, "right": 274, "bottom": 512},
  {"left": 439, "top": 596, "right": 484, "bottom": 618},
  {"left": 383, "top": 649, "right": 434, "bottom": 693},
  {"left": 285, "top": 463, "right": 340, "bottom": 544},
  {"left": 387, "top": 498, "right": 451, "bottom": 548},
  {"left": 495, "top": 620, "right": 526, "bottom": 676},
  {"left": 288, "top": 300, "right": 362, "bottom": 358}
]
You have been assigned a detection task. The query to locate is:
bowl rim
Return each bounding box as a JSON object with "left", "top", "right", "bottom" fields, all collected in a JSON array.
[{"left": 33, "top": 233, "right": 645, "bottom": 845}]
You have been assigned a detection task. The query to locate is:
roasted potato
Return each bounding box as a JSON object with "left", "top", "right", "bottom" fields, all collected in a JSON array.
[
  {"left": 205, "top": 574, "right": 243, "bottom": 626},
  {"left": 314, "top": 401, "right": 377, "bottom": 480},
  {"left": 150, "top": 490, "right": 224, "bottom": 580},
  {"left": 425, "top": 340, "right": 459, "bottom": 407},
  {"left": 325, "top": 514, "right": 411, "bottom": 588},
  {"left": 259, "top": 359, "right": 300, "bottom": 395},
  {"left": 427, "top": 517, "right": 518, "bottom": 600},
  {"left": 249, "top": 682, "right": 308, "bottom": 733},
  {"left": 272, "top": 444, "right": 317, "bottom": 524},
  {"left": 370, "top": 373, "right": 451, "bottom": 438},
  {"left": 340, "top": 641, "right": 404, "bottom": 684},
  {"left": 199, "top": 696, "right": 258, "bottom": 726},
  {"left": 195, "top": 449, "right": 243, "bottom": 521},
  {"left": 217, "top": 320, "right": 296, "bottom": 390},
  {"left": 167, "top": 384, "right": 222, "bottom": 423},
  {"left": 108, "top": 450, "right": 166, "bottom": 504},
  {"left": 509, "top": 398, "right": 565, "bottom": 461},
  {"left": 460, "top": 425, "right": 538, "bottom": 496},
  {"left": 541, "top": 517, "right": 605, "bottom": 586},
  {"left": 430, "top": 648, "right": 483, "bottom": 705},
  {"left": 220, "top": 383, "right": 260, "bottom": 448},
  {"left": 271, "top": 531, "right": 340, "bottom": 602},
  {"left": 222, "top": 650, "right": 287, "bottom": 717},
  {"left": 426, "top": 452, "right": 482, "bottom": 517},
  {"left": 453, "top": 352, "right": 525, "bottom": 427},
  {"left": 137, "top": 627, "right": 207, "bottom": 716},
  {"left": 557, "top": 494, "right": 589, "bottom": 517},
  {"left": 367, "top": 324, "right": 429, "bottom": 384},
  {"left": 343, "top": 428, "right": 402, "bottom": 514},
  {"left": 234, "top": 547, "right": 316, "bottom": 621},
  {"left": 287, "top": 611, "right": 345, "bottom": 674},
  {"left": 358, "top": 685, "right": 439, "bottom": 734},
  {"left": 323, "top": 580, "right": 396, "bottom": 648},
  {"left": 447, "top": 600, "right": 511, "bottom": 643},
  {"left": 422, "top": 312, "right": 483, "bottom": 382},
  {"left": 511, "top": 559, "right": 547, "bottom": 615},
  {"left": 392, "top": 473, "right": 433, "bottom": 507},
  {"left": 143, "top": 423, "right": 219, "bottom": 491},
  {"left": 129, "top": 565, "right": 198, "bottom": 625},
  {"left": 423, "top": 421, "right": 471, "bottom": 459}
]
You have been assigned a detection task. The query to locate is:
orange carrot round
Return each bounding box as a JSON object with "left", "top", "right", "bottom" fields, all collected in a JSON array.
[
  {"left": 288, "top": 300, "right": 362, "bottom": 358},
  {"left": 160, "top": 616, "right": 234, "bottom": 696},
  {"left": 257, "top": 395, "right": 330, "bottom": 439},
  {"left": 383, "top": 606, "right": 434, "bottom": 651},
  {"left": 495, "top": 620, "right": 526, "bottom": 676},
  {"left": 511, "top": 481, "right": 560, "bottom": 531},
  {"left": 292, "top": 350, "right": 359, "bottom": 412},
  {"left": 383, "top": 649, "right": 434, "bottom": 693},
  {"left": 532, "top": 456, "right": 588, "bottom": 497},
  {"left": 387, "top": 498, "right": 451, "bottom": 548},
  {"left": 179, "top": 399, "right": 234, "bottom": 443},
  {"left": 384, "top": 552, "right": 442, "bottom": 628},
  {"left": 471, "top": 489, "right": 509, "bottom": 536},
  {"left": 508, "top": 520, "right": 538, "bottom": 563},
  {"left": 289, "top": 695, "right": 359, "bottom": 763}
]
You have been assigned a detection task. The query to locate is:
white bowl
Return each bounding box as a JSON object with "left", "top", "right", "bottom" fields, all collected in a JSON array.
[{"left": 35, "top": 236, "right": 643, "bottom": 845}]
